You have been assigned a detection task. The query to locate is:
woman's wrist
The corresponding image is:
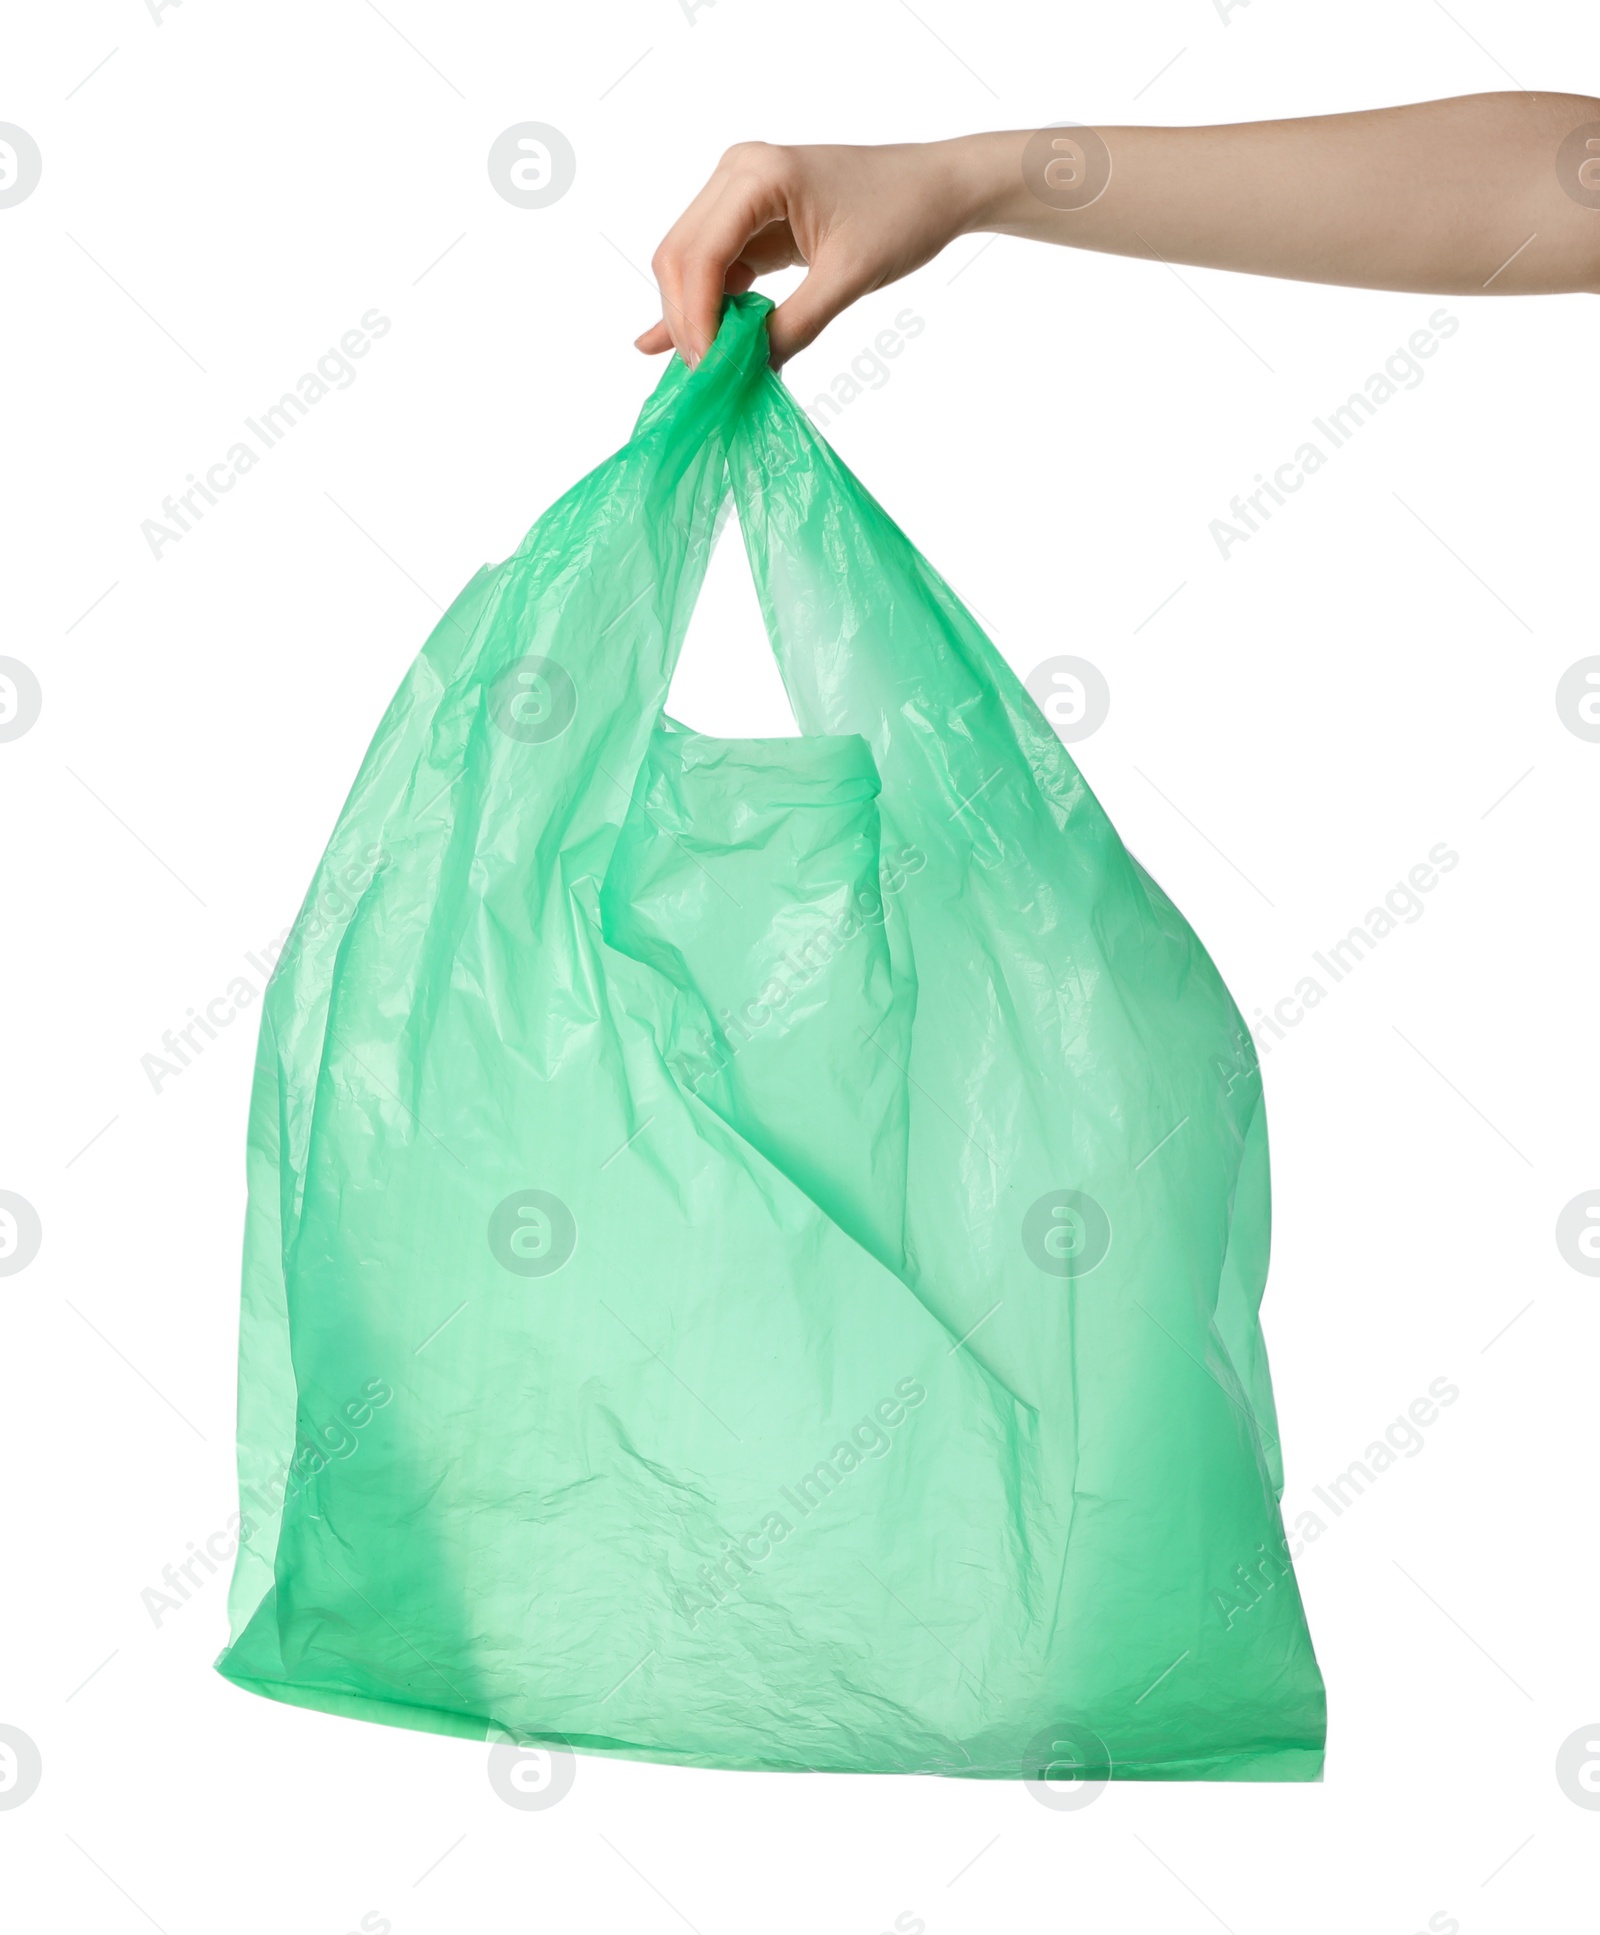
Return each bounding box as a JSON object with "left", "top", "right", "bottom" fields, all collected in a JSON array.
[{"left": 941, "top": 131, "right": 1030, "bottom": 238}]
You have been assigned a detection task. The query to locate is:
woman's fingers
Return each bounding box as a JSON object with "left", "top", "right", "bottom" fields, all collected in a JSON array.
[
  {"left": 634, "top": 260, "right": 758, "bottom": 357},
  {"left": 642, "top": 147, "right": 803, "bottom": 363},
  {"left": 649, "top": 177, "right": 753, "bottom": 363},
  {"left": 766, "top": 255, "right": 869, "bottom": 364}
]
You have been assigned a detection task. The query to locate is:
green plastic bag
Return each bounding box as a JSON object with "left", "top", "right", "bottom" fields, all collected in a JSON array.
[{"left": 217, "top": 294, "right": 1325, "bottom": 1781}]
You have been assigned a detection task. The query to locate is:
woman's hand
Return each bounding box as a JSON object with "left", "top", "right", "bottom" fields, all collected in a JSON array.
[
  {"left": 635, "top": 139, "right": 984, "bottom": 367},
  {"left": 639, "top": 98, "right": 1600, "bottom": 369}
]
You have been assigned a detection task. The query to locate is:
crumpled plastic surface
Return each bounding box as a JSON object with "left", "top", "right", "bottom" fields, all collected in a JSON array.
[{"left": 216, "top": 294, "right": 1325, "bottom": 1780}]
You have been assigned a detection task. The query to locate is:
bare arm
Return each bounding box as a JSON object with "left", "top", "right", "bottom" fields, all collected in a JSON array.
[{"left": 639, "top": 93, "right": 1600, "bottom": 366}]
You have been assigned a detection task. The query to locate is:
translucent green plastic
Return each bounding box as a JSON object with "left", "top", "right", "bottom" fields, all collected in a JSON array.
[{"left": 217, "top": 294, "right": 1325, "bottom": 1781}]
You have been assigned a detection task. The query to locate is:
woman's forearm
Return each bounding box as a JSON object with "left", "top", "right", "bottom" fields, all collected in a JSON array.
[{"left": 955, "top": 93, "right": 1600, "bottom": 296}]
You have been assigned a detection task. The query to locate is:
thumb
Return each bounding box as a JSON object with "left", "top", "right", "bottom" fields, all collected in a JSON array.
[{"left": 765, "top": 258, "right": 868, "bottom": 366}]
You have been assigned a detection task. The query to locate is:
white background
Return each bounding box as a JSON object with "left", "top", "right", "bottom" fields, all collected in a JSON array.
[{"left": 2, "top": 1, "right": 1596, "bottom": 1930}]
